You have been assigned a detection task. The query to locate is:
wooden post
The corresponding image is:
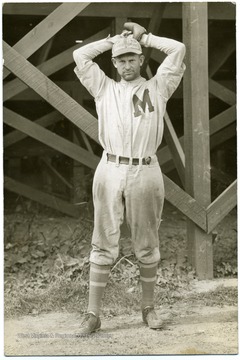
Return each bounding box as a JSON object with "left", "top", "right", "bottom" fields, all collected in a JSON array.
[{"left": 182, "top": 3, "right": 213, "bottom": 279}]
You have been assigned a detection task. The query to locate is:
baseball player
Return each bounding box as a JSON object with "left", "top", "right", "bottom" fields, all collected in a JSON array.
[{"left": 73, "top": 22, "right": 186, "bottom": 334}]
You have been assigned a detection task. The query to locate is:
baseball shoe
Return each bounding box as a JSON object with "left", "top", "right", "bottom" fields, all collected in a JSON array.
[
  {"left": 78, "top": 312, "right": 101, "bottom": 335},
  {"left": 142, "top": 306, "right": 164, "bottom": 329}
]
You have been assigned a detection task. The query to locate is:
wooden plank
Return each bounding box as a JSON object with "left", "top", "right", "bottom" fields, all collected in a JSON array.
[
  {"left": 211, "top": 122, "right": 236, "bottom": 149},
  {"left": 40, "top": 157, "right": 73, "bottom": 190},
  {"left": 4, "top": 113, "right": 207, "bottom": 230},
  {"left": 3, "top": 41, "right": 99, "bottom": 143},
  {"left": 36, "top": 38, "right": 54, "bottom": 65},
  {"left": 183, "top": 3, "right": 213, "bottom": 279},
  {"left": 150, "top": 49, "right": 166, "bottom": 66},
  {"left": 3, "top": 2, "right": 236, "bottom": 20},
  {"left": 210, "top": 105, "right": 236, "bottom": 134},
  {"left": 211, "top": 166, "right": 235, "bottom": 187},
  {"left": 206, "top": 181, "right": 237, "bottom": 233},
  {"left": 2, "top": 3, "right": 171, "bottom": 18},
  {"left": 4, "top": 176, "right": 79, "bottom": 218},
  {"left": 209, "top": 79, "right": 236, "bottom": 106},
  {"left": 3, "top": 3, "right": 90, "bottom": 79},
  {"left": 157, "top": 105, "right": 236, "bottom": 172},
  {"left": 142, "top": 4, "right": 166, "bottom": 72},
  {"left": 3, "top": 28, "right": 109, "bottom": 102},
  {"left": 73, "top": 127, "right": 94, "bottom": 155},
  {"left": 5, "top": 81, "right": 93, "bottom": 102},
  {"left": 3, "top": 107, "right": 100, "bottom": 170},
  {"left": 163, "top": 174, "right": 206, "bottom": 231},
  {"left": 4, "top": 112, "right": 207, "bottom": 231},
  {"left": 146, "top": 66, "right": 185, "bottom": 185},
  {"left": 8, "top": 78, "right": 235, "bottom": 103},
  {"left": 5, "top": 144, "right": 58, "bottom": 159},
  {"left": 161, "top": 123, "right": 236, "bottom": 175},
  {"left": 4, "top": 111, "right": 61, "bottom": 148},
  {"left": 71, "top": 79, "right": 88, "bottom": 204},
  {"left": 209, "top": 38, "right": 235, "bottom": 78},
  {"left": 163, "top": 112, "right": 185, "bottom": 186}
]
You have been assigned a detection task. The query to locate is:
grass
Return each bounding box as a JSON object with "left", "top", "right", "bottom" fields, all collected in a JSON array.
[
  {"left": 4, "top": 200, "right": 238, "bottom": 319},
  {"left": 4, "top": 261, "right": 238, "bottom": 320}
]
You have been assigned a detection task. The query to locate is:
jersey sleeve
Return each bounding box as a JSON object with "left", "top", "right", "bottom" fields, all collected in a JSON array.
[
  {"left": 140, "top": 33, "right": 186, "bottom": 101},
  {"left": 73, "top": 37, "right": 115, "bottom": 98}
]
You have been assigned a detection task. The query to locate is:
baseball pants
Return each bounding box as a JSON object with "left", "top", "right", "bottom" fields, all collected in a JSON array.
[{"left": 90, "top": 151, "right": 165, "bottom": 265}]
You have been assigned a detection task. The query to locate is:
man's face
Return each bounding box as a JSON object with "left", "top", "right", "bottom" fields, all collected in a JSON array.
[{"left": 112, "top": 53, "right": 144, "bottom": 81}]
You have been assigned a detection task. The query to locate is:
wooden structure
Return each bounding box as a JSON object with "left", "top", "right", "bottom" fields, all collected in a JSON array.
[{"left": 3, "top": 2, "right": 236, "bottom": 279}]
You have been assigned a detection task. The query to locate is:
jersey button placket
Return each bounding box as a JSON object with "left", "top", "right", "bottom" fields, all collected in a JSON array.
[{"left": 123, "top": 84, "right": 132, "bottom": 158}]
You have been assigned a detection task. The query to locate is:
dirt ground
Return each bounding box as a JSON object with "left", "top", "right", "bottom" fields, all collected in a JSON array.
[{"left": 4, "top": 278, "right": 238, "bottom": 356}]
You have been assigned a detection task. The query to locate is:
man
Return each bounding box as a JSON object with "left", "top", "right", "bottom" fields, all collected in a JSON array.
[{"left": 73, "top": 22, "right": 186, "bottom": 334}]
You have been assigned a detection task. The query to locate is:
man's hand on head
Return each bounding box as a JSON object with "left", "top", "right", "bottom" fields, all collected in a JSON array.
[
  {"left": 121, "top": 30, "right": 132, "bottom": 37},
  {"left": 123, "top": 22, "right": 147, "bottom": 41},
  {"left": 107, "top": 34, "right": 124, "bottom": 44}
]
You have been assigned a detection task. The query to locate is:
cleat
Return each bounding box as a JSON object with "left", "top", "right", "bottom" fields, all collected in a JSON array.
[
  {"left": 78, "top": 312, "right": 101, "bottom": 335},
  {"left": 142, "top": 306, "right": 164, "bottom": 329}
]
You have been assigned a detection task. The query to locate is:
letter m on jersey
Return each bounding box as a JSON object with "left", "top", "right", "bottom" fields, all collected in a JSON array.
[{"left": 133, "top": 89, "right": 155, "bottom": 117}]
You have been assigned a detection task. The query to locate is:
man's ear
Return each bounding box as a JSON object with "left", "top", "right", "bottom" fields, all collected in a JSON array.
[
  {"left": 112, "top": 58, "right": 117, "bottom": 68},
  {"left": 140, "top": 54, "right": 145, "bottom": 66}
]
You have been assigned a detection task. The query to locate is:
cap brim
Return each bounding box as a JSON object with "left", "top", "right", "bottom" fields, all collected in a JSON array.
[{"left": 112, "top": 48, "right": 142, "bottom": 57}]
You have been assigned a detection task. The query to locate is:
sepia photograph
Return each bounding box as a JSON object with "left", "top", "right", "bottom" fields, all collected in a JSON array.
[{"left": 3, "top": 1, "right": 237, "bottom": 357}]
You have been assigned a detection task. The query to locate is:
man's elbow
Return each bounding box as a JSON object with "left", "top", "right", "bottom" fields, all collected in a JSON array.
[
  {"left": 73, "top": 49, "right": 80, "bottom": 64},
  {"left": 178, "top": 42, "right": 186, "bottom": 57}
]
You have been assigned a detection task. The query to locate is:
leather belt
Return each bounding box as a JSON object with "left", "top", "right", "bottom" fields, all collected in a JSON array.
[{"left": 107, "top": 153, "right": 152, "bottom": 165}]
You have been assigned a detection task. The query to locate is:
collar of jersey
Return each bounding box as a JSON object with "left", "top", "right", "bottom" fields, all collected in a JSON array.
[{"left": 120, "top": 76, "right": 146, "bottom": 86}]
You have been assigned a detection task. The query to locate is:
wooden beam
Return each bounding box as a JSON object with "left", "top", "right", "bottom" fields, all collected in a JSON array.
[
  {"left": 146, "top": 66, "right": 185, "bottom": 185},
  {"left": 3, "top": 107, "right": 100, "bottom": 170},
  {"left": 36, "top": 38, "right": 54, "bottom": 65},
  {"left": 73, "top": 127, "right": 94, "bottom": 155},
  {"left": 4, "top": 176, "right": 79, "bottom": 218},
  {"left": 4, "top": 81, "right": 93, "bottom": 102},
  {"left": 142, "top": 4, "right": 166, "bottom": 72},
  {"left": 163, "top": 174, "right": 206, "bottom": 231},
  {"left": 4, "top": 111, "right": 61, "bottom": 148},
  {"left": 210, "top": 105, "right": 236, "bottom": 134},
  {"left": 163, "top": 112, "right": 185, "bottom": 186},
  {"left": 70, "top": 79, "right": 89, "bottom": 204},
  {"left": 40, "top": 157, "right": 73, "bottom": 190},
  {"left": 3, "top": 3, "right": 90, "bottom": 79},
  {"left": 183, "top": 3, "right": 213, "bottom": 279},
  {"left": 3, "top": 2, "right": 236, "bottom": 20},
  {"left": 3, "top": 41, "right": 99, "bottom": 143},
  {"left": 211, "top": 166, "right": 235, "bottom": 187},
  {"left": 206, "top": 180, "right": 237, "bottom": 233},
  {"left": 5, "top": 144, "right": 58, "bottom": 159},
  {"left": 4, "top": 109, "right": 208, "bottom": 231},
  {"left": 7, "top": 78, "right": 235, "bottom": 104},
  {"left": 211, "top": 122, "right": 236, "bottom": 149},
  {"left": 209, "top": 79, "right": 236, "bottom": 106},
  {"left": 3, "top": 28, "right": 110, "bottom": 102},
  {"left": 161, "top": 122, "right": 236, "bottom": 175},
  {"left": 157, "top": 105, "right": 236, "bottom": 173},
  {"left": 209, "top": 38, "right": 235, "bottom": 78}
]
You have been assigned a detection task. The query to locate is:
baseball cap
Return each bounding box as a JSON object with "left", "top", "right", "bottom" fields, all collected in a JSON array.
[{"left": 112, "top": 36, "right": 142, "bottom": 58}]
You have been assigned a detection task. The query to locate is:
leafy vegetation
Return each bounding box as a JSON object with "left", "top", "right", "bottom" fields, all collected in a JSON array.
[{"left": 4, "top": 199, "right": 237, "bottom": 319}]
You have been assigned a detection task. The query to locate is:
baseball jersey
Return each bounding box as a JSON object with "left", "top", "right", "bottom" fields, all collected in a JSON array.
[{"left": 73, "top": 33, "right": 186, "bottom": 158}]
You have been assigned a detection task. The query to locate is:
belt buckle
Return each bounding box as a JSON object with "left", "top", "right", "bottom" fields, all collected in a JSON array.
[{"left": 145, "top": 156, "right": 151, "bottom": 165}]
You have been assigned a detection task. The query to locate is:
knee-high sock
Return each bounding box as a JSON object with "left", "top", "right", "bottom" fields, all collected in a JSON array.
[
  {"left": 87, "top": 263, "right": 110, "bottom": 317},
  {"left": 139, "top": 262, "right": 158, "bottom": 310}
]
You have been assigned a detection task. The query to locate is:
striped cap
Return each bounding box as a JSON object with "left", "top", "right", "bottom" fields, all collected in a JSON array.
[{"left": 112, "top": 36, "right": 142, "bottom": 57}]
